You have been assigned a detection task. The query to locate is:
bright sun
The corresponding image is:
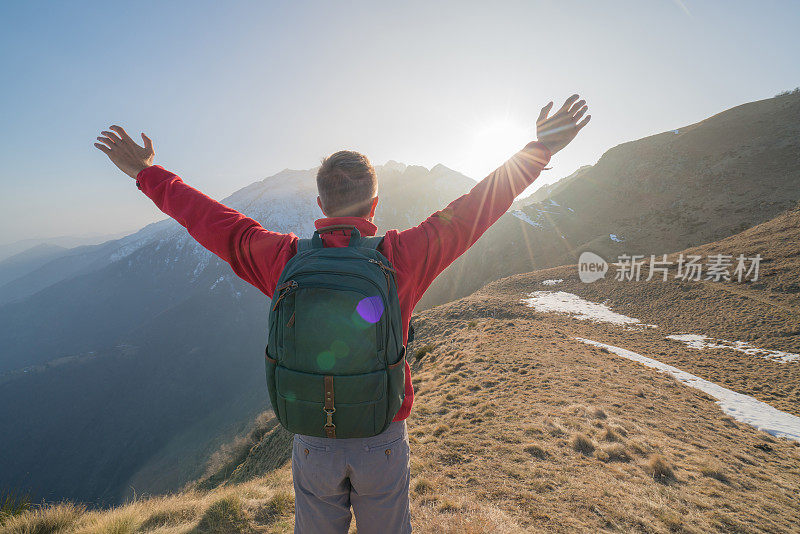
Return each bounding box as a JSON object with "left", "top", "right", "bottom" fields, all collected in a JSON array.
[{"left": 466, "top": 118, "right": 532, "bottom": 179}]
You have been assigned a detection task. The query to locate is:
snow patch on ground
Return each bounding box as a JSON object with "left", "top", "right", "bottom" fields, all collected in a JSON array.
[
  {"left": 522, "top": 291, "right": 645, "bottom": 326},
  {"left": 577, "top": 338, "right": 800, "bottom": 443},
  {"left": 609, "top": 233, "right": 624, "bottom": 242},
  {"left": 511, "top": 210, "right": 542, "bottom": 228},
  {"left": 541, "top": 279, "right": 563, "bottom": 286},
  {"left": 667, "top": 334, "right": 799, "bottom": 363}
]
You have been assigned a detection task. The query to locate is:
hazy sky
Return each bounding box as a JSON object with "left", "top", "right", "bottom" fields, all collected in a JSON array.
[{"left": 1, "top": 1, "right": 798, "bottom": 245}]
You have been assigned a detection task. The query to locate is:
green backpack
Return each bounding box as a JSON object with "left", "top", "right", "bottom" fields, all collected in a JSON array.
[{"left": 265, "top": 225, "right": 406, "bottom": 438}]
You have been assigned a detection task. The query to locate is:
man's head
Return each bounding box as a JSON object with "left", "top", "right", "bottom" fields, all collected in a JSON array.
[{"left": 316, "top": 150, "right": 379, "bottom": 220}]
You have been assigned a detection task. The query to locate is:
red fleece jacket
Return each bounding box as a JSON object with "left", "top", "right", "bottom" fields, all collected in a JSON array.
[{"left": 135, "top": 141, "right": 551, "bottom": 421}]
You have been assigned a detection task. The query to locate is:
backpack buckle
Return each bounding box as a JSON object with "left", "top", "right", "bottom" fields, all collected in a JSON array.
[
  {"left": 324, "top": 407, "right": 336, "bottom": 425},
  {"left": 323, "top": 408, "right": 336, "bottom": 438}
]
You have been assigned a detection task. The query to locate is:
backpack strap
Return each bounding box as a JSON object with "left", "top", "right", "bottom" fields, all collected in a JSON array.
[
  {"left": 360, "top": 236, "right": 384, "bottom": 250},
  {"left": 310, "top": 226, "right": 362, "bottom": 249},
  {"left": 302, "top": 226, "right": 384, "bottom": 251},
  {"left": 297, "top": 238, "right": 314, "bottom": 253}
]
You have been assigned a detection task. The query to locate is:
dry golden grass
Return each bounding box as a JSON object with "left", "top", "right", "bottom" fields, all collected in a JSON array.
[
  {"left": 402, "top": 306, "right": 799, "bottom": 532},
  {"left": 646, "top": 454, "right": 676, "bottom": 483},
  {"left": 0, "top": 471, "right": 295, "bottom": 534},
  {"left": 526, "top": 205, "right": 800, "bottom": 417}
]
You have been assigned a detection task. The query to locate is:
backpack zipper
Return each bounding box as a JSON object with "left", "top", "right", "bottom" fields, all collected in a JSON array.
[
  {"left": 367, "top": 258, "right": 396, "bottom": 273},
  {"left": 368, "top": 259, "right": 396, "bottom": 291},
  {"left": 289, "top": 269, "right": 390, "bottom": 300},
  {"left": 276, "top": 279, "right": 298, "bottom": 292},
  {"left": 272, "top": 280, "right": 298, "bottom": 311}
]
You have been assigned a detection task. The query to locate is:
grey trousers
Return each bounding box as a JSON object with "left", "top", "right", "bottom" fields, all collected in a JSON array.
[{"left": 291, "top": 420, "right": 412, "bottom": 534}]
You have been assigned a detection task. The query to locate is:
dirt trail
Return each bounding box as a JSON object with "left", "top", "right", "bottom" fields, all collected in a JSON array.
[{"left": 699, "top": 279, "right": 800, "bottom": 315}]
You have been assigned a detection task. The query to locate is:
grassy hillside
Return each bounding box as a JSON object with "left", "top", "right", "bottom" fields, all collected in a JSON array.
[
  {"left": 421, "top": 92, "right": 800, "bottom": 309},
  {"left": 527, "top": 202, "right": 800, "bottom": 416},
  {"left": 5, "top": 207, "right": 799, "bottom": 533}
]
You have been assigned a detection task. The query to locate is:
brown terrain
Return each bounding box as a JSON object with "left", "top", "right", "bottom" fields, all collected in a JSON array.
[
  {"left": 5, "top": 202, "right": 799, "bottom": 533},
  {"left": 524, "top": 202, "right": 800, "bottom": 416}
]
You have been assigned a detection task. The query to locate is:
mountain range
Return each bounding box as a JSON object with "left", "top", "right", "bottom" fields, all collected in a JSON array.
[{"left": 0, "top": 92, "right": 798, "bottom": 507}]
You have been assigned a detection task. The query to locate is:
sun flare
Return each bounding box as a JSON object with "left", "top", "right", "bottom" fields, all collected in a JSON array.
[{"left": 466, "top": 118, "right": 532, "bottom": 179}]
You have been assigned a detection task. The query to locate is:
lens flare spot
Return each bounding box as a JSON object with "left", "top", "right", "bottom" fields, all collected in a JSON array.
[
  {"left": 331, "top": 340, "right": 350, "bottom": 358},
  {"left": 317, "top": 351, "right": 336, "bottom": 370},
  {"left": 356, "top": 296, "right": 384, "bottom": 324},
  {"left": 351, "top": 310, "right": 371, "bottom": 330},
  {"left": 284, "top": 391, "right": 296, "bottom": 402}
]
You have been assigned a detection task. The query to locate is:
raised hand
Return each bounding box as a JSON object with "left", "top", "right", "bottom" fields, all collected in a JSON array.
[
  {"left": 536, "top": 95, "right": 590, "bottom": 155},
  {"left": 94, "top": 125, "right": 155, "bottom": 179}
]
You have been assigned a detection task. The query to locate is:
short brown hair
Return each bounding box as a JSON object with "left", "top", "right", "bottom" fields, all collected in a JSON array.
[{"left": 316, "top": 150, "right": 378, "bottom": 217}]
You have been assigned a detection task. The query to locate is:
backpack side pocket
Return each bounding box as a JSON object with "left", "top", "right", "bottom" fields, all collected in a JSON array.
[
  {"left": 385, "top": 346, "right": 406, "bottom": 429},
  {"left": 265, "top": 347, "right": 279, "bottom": 421}
]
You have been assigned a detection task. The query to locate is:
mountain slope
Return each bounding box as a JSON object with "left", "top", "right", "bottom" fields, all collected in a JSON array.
[
  {"left": 512, "top": 202, "right": 800, "bottom": 417},
  {"left": 7, "top": 207, "right": 800, "bottom": 533},
  {"left": 437, "top": 91, "right": 800, "bottom": 303}
]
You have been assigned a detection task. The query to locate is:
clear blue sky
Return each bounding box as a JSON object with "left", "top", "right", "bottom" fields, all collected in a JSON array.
[{"left": 1, "top": 0, "right": 798, "bottom": 244}]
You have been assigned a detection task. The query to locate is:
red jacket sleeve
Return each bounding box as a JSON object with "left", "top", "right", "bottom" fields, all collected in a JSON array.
[
  {"left": 391, "top": 141, "right": 551, "bottom": 304},
  {"left": 135, "top": 165, "right": 297, "bottom": 298}
]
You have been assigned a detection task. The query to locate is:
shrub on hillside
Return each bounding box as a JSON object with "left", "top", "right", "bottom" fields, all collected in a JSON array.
[
  {"left": 699, "top": 460, "right": 730, "bottom": 484},
  {"left": 775, "top": 87, "right": 800, "bottom": 96},
  {"left": 194, "top": 495, "right": 253, "bottom": 534},
  {"left": 571, "top": 433, "right": 596, "bottom": 455},
  {"left": 647, "top": 454, "right": 676, "bottom": 482},
  {"left": 252, "top": 491, "right": 294, "bottom": 525},
  {"left": 0, "top": 488, "right": 30, "bottom": 522},
  {"left": 602, "top": 443, "right": 631, "bottom": 462},
  {"left": 523, "top": 443, "right": 549, "bottom": 460},
  {"left": 413, "top": 477, "right": 435, "bottom": 495},
  {"left": 0, "top": 502, "right": 84, "bottom": 532},
  {"left": 414, "top": 344, "right": 436, "bottom": 361}
]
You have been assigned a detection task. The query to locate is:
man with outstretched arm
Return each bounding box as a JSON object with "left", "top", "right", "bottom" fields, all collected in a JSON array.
[{"left": 94, "top": 94, "right": 589, "bottom": 534}]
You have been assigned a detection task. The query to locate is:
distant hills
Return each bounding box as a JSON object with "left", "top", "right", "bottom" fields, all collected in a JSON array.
[
  {"left": 0, "top": 231, "right": 134, "bottom": 263},
  {"left": 0, "top": 243, "right": 67, "bottom": 288}
]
